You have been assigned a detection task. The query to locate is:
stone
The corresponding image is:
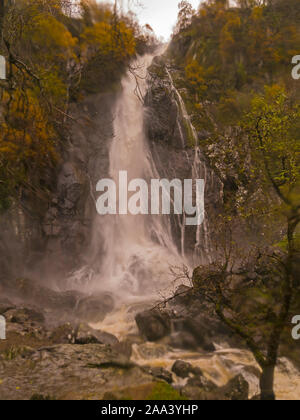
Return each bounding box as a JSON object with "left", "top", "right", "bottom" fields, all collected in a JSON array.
[
  {"left": 172, "top": 360, "right": 194, "bottom": 379},
  {"left": 135, "top": 309, "right": 171, "bottom": 341},
  {"left": 75, "top": 324, "right": 118, "bottom": 346},
  {"left": 144, "top": 367, "right": 173, "bottom": 384},
  {"left": 49, "top": 323, "right": 75, "bottom": 344},
  {"left": 5, "top": 307, "right": 45, "bottom": 324},
  {"left": 169, "top": 331, "right": 199, "bottom": 350},
  {"left": 76, "top": 293, "right": 115, "bottom": 323},
  {"left": 220, "top": 374, "right": 249, "bottom": 401},
  {"left": 0, "top": 344, "right": 157, "bottom": 400},
  {"left": 181, "top": 374, "right": 249, "bottom": 401},
  {"left": 12, "top": 278, "right": 84, "bottom": 312}
]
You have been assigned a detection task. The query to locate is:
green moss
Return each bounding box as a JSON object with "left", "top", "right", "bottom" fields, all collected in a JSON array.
[{"left": 146, "top": 382, "right": 188, "bottom": 401}]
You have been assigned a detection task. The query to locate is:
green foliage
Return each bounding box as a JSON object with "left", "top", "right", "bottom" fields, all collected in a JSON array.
[
  {"left": 243, "top": 85, "right": 300, "bottom": 206},
  {"left": 146, "top": 382, "right": 187, "bottom": 401}
]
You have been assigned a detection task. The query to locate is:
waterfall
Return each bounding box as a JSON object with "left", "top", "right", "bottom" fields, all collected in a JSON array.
[
  {"left": 165, "top": 67, "right": 213, "bottom": 264},
  {"left": 68, "top": 54, "right": 187, "bottom": 298}
]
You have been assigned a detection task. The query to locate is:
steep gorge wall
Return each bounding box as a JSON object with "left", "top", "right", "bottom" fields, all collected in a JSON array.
[
  {"left": 1, "top": 52, "right": 224, "bottom": 287},
  {"left": 144, "top": 55, "right": 223, "bottom": 262},
  {"left": 0, "top": 90, "right": 117, "bottom": 288}
]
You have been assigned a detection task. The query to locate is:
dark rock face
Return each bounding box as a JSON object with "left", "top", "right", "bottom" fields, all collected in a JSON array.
[
  {"left": 171, "top": 360, "right": 203, "bottom": 379},
  {"left": 0, "top": 91, "right": 117, "bottom": 283},
  {"left": 135, "top": 285, "right": 242, "bottom": 352},
  {"left": 9, "top": 278, "right": 84, "bottom": 312},
  {"left": 182, "top": 375, "right": 218, "bottom": 400},
  {"left": 145, "top": 58, "right": 184, "bottom": 149},
  {"left": 220, "top": 375, "right": 249, "bottom": 401},
  {"left": 168, "top": 285, "right": 239, "bottom": 349},
  {"left": 144, "top": 367, "right": 173, "bottom": 384},
  {"left": 169, "top": 331, "right": 199, "bottom": 350},
  {"left": 135, "top": 309, "right": 171, "bottom": 342},
  {"left": 144, "top": 57, "right": 223, "bottom": 259},
  {"left": 5, "top": 278, "right": 115, "bottom": 325},
  {"left": 182, "top": 373, "right": 249, "bottom": 401}
]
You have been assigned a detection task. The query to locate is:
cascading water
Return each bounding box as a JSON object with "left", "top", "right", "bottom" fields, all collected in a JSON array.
[
  {"left": 97, "top": 54, "right": 183, "bottom": 298},
  {"left": 68, "top": 53, "right": 188, "bottom": 299},
  {"left": 165, "top": 67, "right": 214, "bottom": 264}
]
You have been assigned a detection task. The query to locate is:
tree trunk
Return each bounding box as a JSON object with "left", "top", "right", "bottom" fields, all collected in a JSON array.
[{"left": 260, "top": 365, "right": 276, "bottom": 400}]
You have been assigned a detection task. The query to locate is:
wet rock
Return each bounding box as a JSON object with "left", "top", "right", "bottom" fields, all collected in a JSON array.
[
  {"left": 171, "top": 317, "right": 216, "bottom": 352},
  {"left": 167, "top": 283, "right": 235, "bottom": 350},
  {"left": 133, "top": 342, "right": 169, "bottom": 360},
  {"left": 135, "top": 309, "right": 171, "bottom": 341},
  {"left": 169, "top": 331, "right": 199, "bottom": 350},
  {"left": 75, "top": 324, "right": 118, "bottom": 346},
  {"left": 144, "top": 367, "right": 173, "bottom": 384},
  {"left": 220, "top": 374, "right": 249, "bottom": 401},
  {"left": 178, "top": 317, "right": 216, "bottom": 352},
  {"left": 182, "top": 375, "right": 218, "bottom": 400},
  {"left": 75, "top": 293, "right": 115, "bottom": 323},
  {"left": 181, "top": 374, "right": 249, "bottom": 401},
  {"left": 172, "top": 360, "right": 196, "bottom": 379},
  {"left": 49, "top": 323, "right": 118, "bottom": 346}
]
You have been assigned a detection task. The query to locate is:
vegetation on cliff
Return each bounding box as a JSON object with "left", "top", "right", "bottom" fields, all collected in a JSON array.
[
  {"left": 169, "top": 0, "right": 300, "bottom": 400},
  {"left": 0, "top": 0, "right": 156, "bottom": 212}
]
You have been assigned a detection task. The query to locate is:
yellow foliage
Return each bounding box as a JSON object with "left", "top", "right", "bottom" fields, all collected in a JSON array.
[
  {"left": 185, "top": 60, "right": 208, "bottom": 96},
  {"left": 251, "top": 6, "right": 263, "bottom": 21},
  {"left": 0, "top": 90, "right": 58, "bottom": 176},
  {"left": 82, "top": 20, "right": 136, "bottom": 61},
  {"left": 24, "top": 13, "right": 77, "bottom": 61}
]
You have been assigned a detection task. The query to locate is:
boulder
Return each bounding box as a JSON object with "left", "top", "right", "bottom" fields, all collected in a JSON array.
[
  {"left": 75, "top": 293, "right": 115, "bottom": 323},
  {"left": 176, "top": 317, "right": 216, "bottom": 352},
  {"left": 169, "top": 331, "right": 199, "bottom": 350},
  {"left": 182, "top": 375, "right": 218, "bottom": 400},
  {"left": 75, "top": 324, "right": 118, "bottom": 346},
  {"left": 172, "top": 360, "right": 194, "bottom": 379},
  {"left": 181, "top": 374, "right": 249, "bottom": 401},
  {"left": 171, "top": 360, "right": 203, "bottom": 379},
  {"left": 219, "top": 374, "right": 249, "bottom": 401},
  {"left": 49, "top": 323, "right": 118, "bottom": 346},
  {"left": 135, "top": 309, "right": 171, "bottom": 341},
  {"left": 144, "top": 367, "right": 173, "bottom": 384}
]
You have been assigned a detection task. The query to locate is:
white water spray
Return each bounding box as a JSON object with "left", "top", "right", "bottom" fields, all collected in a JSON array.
[{"left": 69, "top": 54, "right": 188, "bottom": 299}]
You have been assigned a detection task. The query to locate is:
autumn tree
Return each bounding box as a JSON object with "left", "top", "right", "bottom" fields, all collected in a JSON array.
[
  {"left": 0, "top": 0, "right": 148, "bottom": 211},
  {"left": 193, "top": 86, "right": 300, "bottom": 400}
]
